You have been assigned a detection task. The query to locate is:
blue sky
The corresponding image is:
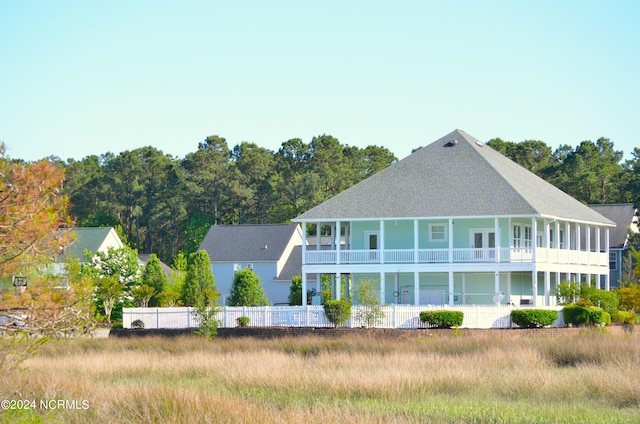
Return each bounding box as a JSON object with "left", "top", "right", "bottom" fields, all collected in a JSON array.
[{"left": 1, "top": 1, "right": 638, "bottom": 162}]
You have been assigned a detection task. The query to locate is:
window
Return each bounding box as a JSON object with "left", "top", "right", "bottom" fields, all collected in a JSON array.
[
  {"left": 513, "top": 224, "right": 532, "bottom": 248},
  {"left": 234, "top": 263, "right": 242, "bottom": 272},
  {"left": 429, "top": 224, "right": 447, "bottom": 242},
  {"left": 247, "top": 263, "right": 253, "bottom": 270},
  {"left": 609, "top": 252, "right": 617, "bottom": 270},
  {"left": 513, "top": 225, "right": 522, "bottom": 248}
]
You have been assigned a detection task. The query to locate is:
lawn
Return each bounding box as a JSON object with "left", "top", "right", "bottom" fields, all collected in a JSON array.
[{"left": 1, "top": 328, "right": 639, "bottom": 423}]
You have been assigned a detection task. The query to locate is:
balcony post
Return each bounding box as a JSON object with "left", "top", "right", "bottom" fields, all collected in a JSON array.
[
  {"left": 380, "top": 220, "right": 385, "bottom": 264},
  {"left": 448, "top": 271, "right": 454, "bottom": 306},
  {"left": 413, "top": 271, "right": 419, "bottom": 306},
  {"left": 414, "top": 219, "right": 419, "bottom": 264},
  {"left": 494, "top": 218, "right": 500, "bottom": 263},
  {"left": 336, "top": 221, "right": 341, "bottom": 265},
  {"left": 531, "top": 217, "right": 537, "bottom": 262},
  {"left": 448, "top": 218, "right": 453, "bottom": 263},
  {"left": 301, "top": 222, "right": 307, "bottom": 265},
  {"left": 605, "top": 228, "right": 610, "bottom": 290}
]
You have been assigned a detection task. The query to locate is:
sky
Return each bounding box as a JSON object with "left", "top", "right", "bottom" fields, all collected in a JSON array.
[{"left": 1, "top": 1, "right": 639, "bottom": 163}]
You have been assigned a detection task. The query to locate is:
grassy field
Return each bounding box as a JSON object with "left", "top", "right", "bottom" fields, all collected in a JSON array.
[{"left": 1, "top": 328, "right": 639, "bottom": 423}]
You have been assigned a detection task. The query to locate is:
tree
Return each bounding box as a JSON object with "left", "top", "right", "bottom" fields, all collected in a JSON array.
[
  {"left": 617, "top": 283, "right": 640, "bottom": 312},
  {"left": 353, "top": 278, "right": 385, "bottom": 328},
  {"left": 131, "top": 284, "right": 156, "bottom": 308},
  {"left": 141, "top": 254, "right": 168, "bottom": 306},
  {"left": 0, "top": 147, "right": 73, "bottom": 274},
  {"left": 181, "top": 250, "right": 217, "bottom": 306},
  {"left": 81, "top": 246, "right": 141, "bottom": 322},
  {"left": 228, "top": 269, "right": 269, "bottom": 306},
  {"left": 323, "top": 300, "right": 352, "bottom": 328},
  {"left": 93, "top": 275, "right": 125, "bottom": 324}
]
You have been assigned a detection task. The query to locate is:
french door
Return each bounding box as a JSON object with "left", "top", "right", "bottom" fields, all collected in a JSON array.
[{"left": 471, "top": 230, "right": 495, "bottom": 260}]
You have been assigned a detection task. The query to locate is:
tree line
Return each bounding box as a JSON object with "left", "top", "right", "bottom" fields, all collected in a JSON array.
[{"left": 38, "top": 134, "right": 640, "bottom": 264}]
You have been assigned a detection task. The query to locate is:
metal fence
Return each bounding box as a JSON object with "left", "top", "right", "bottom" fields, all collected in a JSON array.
[{"left": 122, "top": 305, "right": 564, "bottom": 330}]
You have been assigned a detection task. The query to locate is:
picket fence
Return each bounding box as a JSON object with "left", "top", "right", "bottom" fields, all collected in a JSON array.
[{"left": 122, "top": 305, "right": 564, "bottom": 330}]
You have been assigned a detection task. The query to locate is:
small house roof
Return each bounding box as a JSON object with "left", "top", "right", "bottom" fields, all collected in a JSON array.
[
  {"left": 199, "top": 224, "right": 300, "bottom": 262},
  {"left": 295, "top": 129, "right": 614, "bottom": 226},
  {"left": 59, "top": 227, "right": 123, "bottom": 261}
]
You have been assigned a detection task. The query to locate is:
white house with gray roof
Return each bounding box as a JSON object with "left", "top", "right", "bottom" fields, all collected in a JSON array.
[
  {"left": 198, "top": 224, "right": 303, "bottom": 305},
  {"left": 294, "top": 130, "right": 615, "bottom": 307}
]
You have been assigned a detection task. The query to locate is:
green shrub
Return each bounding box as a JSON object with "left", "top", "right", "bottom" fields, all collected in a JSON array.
[
  {"left": 111, "top": 321, "right": 123, "bottom": 329},
  {"left": 563, "top": 305, "right": 591, "bottom": 326},
  {"left": 323, "top": 300, "right": 352, "bottom": 328},
  {"left": 613, "top": 311, "right": 639, "bottom": 325},
  {"left": 510, "top": 309, "right": 558, "bottom": 328},
  {"left": 236, "top": 316, "right": 250, "bottom": 327},
  {"left": 419, "top": 310, "right": 464, "bottom": 328},
  {"left": 131, "top": 319, "right": 144, "bottom": 329},
  {"left": 588, "top": 308, "right": 611, "bottom": 326}
]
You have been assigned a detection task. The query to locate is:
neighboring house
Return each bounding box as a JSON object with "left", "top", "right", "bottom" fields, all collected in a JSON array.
[
  {"left": 294, "top": 129, "right": 615, "bottom": 307},
  {"left": 588, "top": 203, "right": 639, "bottom": 288},
  {"left": 198, "top": 224, "right": 303, "bottom": 305},
  {"left": 54, "top": 227, "right": 124, "bottom": 265}
]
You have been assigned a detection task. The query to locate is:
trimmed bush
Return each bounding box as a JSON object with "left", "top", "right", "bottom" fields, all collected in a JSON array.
[
  {"left": 588, "top": 308, "right": 611, "bottom": 326},
  {"left": 236, "top": 316, "right": 250, "bottom": 327},
  {"left": 419, "top": 310, "right": 464, "bottom": 328},
  {"left": 563, "top": 305, "right": 591, "bottom": 326},
  {"left": 613, "top": 311, "right": 639, "bottom": 325},
  {"left": 131, "top": 319, "right": 145, "bottom": 329},
  {"left": 323, "top": 300, "right": 352, "bottom": 328},
  {"left": 510, "top": 309, "right": 558, "bottom": 328}
]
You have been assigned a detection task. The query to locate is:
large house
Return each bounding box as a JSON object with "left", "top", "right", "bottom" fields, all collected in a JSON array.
[
  {"left": 294, "top": 130, "right": 615, "bottom": 307},
  {"left": 588, "top": 203, "right": 638, "bottom": 288},
  {"left": 198, "top": 224, "right": 303, "bottom": 305},
  {"left": 50, "top": 227, "right": 125, "bottom": 274}
]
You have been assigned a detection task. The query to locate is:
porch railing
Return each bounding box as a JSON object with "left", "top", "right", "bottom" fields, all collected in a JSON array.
[{"left": 305, "top": 247, "right": 607, "bottom": 266}]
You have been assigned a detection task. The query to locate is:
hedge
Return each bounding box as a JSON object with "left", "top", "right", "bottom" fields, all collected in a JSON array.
[
  {"left": 419, "top": 310, "right": 464, "bottom": 328},
  {"left": 510, "top": 309, "right": 558, "bottom": 328}
]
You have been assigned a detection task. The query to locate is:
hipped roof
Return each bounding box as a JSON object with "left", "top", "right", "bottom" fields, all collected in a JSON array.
[{"left": 295, "top": 130, "right": 614, "bottom": 226}]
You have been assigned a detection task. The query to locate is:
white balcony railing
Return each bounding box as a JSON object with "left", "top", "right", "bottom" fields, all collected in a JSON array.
[{"left": 304, "top": 247, "right": 607, "bottom": 266}]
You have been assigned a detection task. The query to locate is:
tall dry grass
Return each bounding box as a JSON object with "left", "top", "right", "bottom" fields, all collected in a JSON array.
[{"left": 1, "top": 329, "right": 639, "bottom": 423}]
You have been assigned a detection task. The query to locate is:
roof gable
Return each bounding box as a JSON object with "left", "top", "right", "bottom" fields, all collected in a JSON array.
[
  {"left": 199, "top": 224, "right": 301, "bottom": 262},
  {"left": 295, "top": 130, "right": 613, "bottom": 225},
  {"left": 60, "top": 227, "right": 124, "bottom": 261}
]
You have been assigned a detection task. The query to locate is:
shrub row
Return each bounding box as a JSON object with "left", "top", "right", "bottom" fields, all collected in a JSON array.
[
  {"left": 563, "top": 305, "right": 611, "bottom": 326},
  {"left": 510, "top": 309, "right": 558, "bottom": 328},
  {"left": 419, "top": 310, "right": 464, "bottom": 328}
]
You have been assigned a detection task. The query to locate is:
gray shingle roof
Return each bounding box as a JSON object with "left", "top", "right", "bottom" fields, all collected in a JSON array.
[
  {"left": 588, "top": 204, "right": 637, "bottom": 248},
  {"left": 295, "top": 129, "right": 614, "bottom": 225},
  {"left": 199, "top": 224, "right": 300, "bottom": 262}
]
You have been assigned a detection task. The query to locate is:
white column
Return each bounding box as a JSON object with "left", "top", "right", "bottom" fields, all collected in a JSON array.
[
  {"left": 302, "top": 273, "right": 308, "bottom": 306},
  {"left": 544, "top": 270, "right": 550, "bottom": 306},
  {"left": 380, "top": 220, "right": 385, "bottom": 264},
  {"left": 414, "top": 271, "right": 419, "bottom": 306},
  {"left": 605, "top": 228, "right": 610, "bottom": 290},
  {"left": 494, "top": 271, "right": 500, "bottom": 302},
  {"left": 380, "top": 272, "right": 385, "bottom": 305},
  {"left": 301, "top": 222, "right": 307, "bottom": 265},
  {"left": 414, "top": 219, "right": 419, "bottom": 264},
  {"left": 532, "top": 218, "right": 538, "bottom": 262},
  {"left": 448, "top": 218, "right": 454, "bottom": 263},
  {"left": 448, "top": 271, "right": 454, "bottom": 306},
  {"left": 586, "top": 226, "right": 591, "bottom": 253},
  {"left": 532, "top": 270, "right": 538, "bottom": 307},
  {"left": 336, "top": 221, "right": 341, "bottom": 265},
  {"left": 555, "top": 221, "right": 560, "bottom": 249},
  {"left": 335, "top": 273, "right": 341, "bottom": 300},
  {"left": 566, "top": 223, "right": 571, "bottom": 251},
  {"left": 494, "top": 218, "right": 500, "bottom": 263}
]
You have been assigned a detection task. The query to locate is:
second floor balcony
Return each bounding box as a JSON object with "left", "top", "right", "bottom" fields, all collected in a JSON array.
[{"left": 304, "top": 246, "right": 608, "bottom": 267}]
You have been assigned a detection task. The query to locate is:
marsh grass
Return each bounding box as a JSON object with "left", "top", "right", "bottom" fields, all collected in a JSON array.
[{"left": 1, "top": 329, "right": 639, "bottom": 423}]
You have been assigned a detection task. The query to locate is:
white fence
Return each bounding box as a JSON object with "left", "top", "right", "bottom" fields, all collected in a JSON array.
[{"left": 122, "top": 305, "right": 564, "bottom": 330}]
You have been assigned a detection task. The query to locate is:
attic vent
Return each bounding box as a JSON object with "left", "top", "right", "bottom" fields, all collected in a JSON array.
[
  {"left": 475, "top": 140, "right": 484, "bottom": 147},
  {"left": 446, "top": 139, "right": 458, "bottom": 147}
]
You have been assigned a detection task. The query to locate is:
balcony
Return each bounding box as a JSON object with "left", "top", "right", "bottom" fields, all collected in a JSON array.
[{"left": 304, "top": 247, "right": 608, "bottom": 267}]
